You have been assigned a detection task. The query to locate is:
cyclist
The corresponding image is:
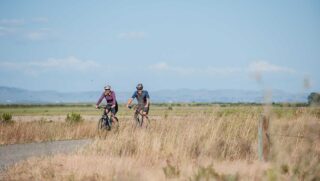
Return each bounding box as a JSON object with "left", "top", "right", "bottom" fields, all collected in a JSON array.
[
  {"left": 96, "top": 85, "right": 118, "bottom": 118},
  {"left": 126, "top": 83, "right": 150, "bottom": 119}
]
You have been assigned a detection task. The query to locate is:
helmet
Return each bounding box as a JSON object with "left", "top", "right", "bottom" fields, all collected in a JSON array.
[
  {"left": 104, "top": 85, "right": 111, "bottom": 90},
  {"left": 136, "top": 83, "right": 143, "bottom": 90}
]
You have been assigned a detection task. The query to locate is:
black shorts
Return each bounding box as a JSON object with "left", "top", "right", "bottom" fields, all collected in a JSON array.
[
  {"left": 107, "top": 102, "right": 118, "bottom": 115},
  {"left": 137, "top": 105, "right": 149, "bottom": 114},
  {"left": 143, "top": 106, "right": 149, "bottom": 114}
]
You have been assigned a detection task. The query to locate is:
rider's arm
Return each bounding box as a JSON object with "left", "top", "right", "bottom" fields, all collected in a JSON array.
[
  {"left": 96, "top": 92, "right": 104, "bottom": 108},
  {"left": 126, "top": 91, "right": 137, "bottom": 108},
  {"left": 145, "top": 91, "right": 150, "bottom": 107},
  {"left": 127, "top": 98, "right": 133, "bottom": 108},
  {"left": 111, "top": 91, "right": 116, "bottom": 108},
  {"left": 145, "top": 98, "right": 150, "bottom": 107}
]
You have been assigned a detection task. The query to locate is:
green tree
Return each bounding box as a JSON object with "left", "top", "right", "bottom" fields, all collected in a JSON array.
[{"left": 308, "top": 92, "right": 320, "bottom": 106}]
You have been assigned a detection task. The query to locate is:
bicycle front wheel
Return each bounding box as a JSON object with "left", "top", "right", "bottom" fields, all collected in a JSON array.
[
  {"left": 136, "top": 114, "right": 143, "bottom": 127},
  {"left": 97, "top": 118, "right": 104, "bottom": 131}
]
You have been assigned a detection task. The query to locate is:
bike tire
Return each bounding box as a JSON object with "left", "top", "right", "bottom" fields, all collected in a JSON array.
[
  {"left": 106, "top": 117, "right": 112, "bottom": 131},
  {"left": 140, "top": 115, "right": 144, "bottom": 127},
  {"left": 136, "top": 114, "right": 143, "bottom": 127},
  {"left": 97, "top": 118, "right": 105, "bottom": 132},
  {"left": 112, "top": 117, "right": 119, "bottom": 128}
]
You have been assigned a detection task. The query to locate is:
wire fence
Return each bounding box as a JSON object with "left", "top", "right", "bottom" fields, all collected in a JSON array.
[
  {"left": 268, "top": 133, "right": 318, "bottom": 140},
  {"left": 257, "top": 114, "right": 319, "bottom": 161}
]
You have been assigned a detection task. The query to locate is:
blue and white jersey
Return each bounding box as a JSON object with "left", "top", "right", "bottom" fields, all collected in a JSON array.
[{"left": 131, "top": 90, "right": 150, "bottom": 105}]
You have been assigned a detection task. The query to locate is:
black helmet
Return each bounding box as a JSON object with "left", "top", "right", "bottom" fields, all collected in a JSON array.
[{"left": 136, "top": 83, "right": 143, "bottom": 90}]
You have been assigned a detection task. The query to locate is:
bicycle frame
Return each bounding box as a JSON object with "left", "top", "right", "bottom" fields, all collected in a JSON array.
[
  {"left": 128, "top": 104, "right": 149, "bottom": 127},
  {"left": 97, "top": 105, "right": 116, "bottom": 131}
]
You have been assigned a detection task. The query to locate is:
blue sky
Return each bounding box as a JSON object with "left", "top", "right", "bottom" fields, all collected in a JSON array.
[{"left": 0, "top": 0, "right": 319, "bottom": 93}]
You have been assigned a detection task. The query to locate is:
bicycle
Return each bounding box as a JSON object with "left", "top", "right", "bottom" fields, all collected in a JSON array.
[
  {"left": 97, "top": 105, "right": 119, "bottom": 131},
  {"left": 128, "top": 104, "right": 149, "bottom": 127}
]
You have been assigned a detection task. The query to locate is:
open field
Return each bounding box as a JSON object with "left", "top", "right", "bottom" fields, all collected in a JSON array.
[{"left": 1, "top": 104, "right": 320, "bottom": 180}]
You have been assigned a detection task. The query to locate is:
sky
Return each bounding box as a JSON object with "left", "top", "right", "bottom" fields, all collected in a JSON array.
[{"left": 0, "top": 0, "right": 319, "bottom": 93}]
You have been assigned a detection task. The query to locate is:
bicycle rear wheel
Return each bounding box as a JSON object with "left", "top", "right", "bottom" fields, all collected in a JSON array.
[{"left": 112, "top": 116, "right": 119, "bottom": 130}]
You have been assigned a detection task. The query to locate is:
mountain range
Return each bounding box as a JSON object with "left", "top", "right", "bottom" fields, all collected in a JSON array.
[{"left": 0, "top": 86, "right": 308, "bottom": 104}]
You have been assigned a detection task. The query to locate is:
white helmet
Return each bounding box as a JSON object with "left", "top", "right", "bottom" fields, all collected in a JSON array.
[{"left": 104, "top": 85, "right": 111, "bottom": 90}]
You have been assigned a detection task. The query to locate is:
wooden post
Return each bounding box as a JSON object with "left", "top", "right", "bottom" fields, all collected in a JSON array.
[
  {"left": 258, "top": 117, "right": 263, "bottom": 161},
  {"left": 258, "top": 114, "right": 270, "bottom": 161}
]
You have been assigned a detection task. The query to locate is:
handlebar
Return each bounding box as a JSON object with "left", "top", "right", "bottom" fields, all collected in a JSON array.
[
  {"left": 97, "top": 105, "right": 112, "bottom": 110},
  {"left": 128, "top": 104, "right": 140, "bottom": 110},
  {"left": 128, "top": 104, "right": 146, "bottom": 112},
  {"left": 128, "top": 104, "right": 149, "bottom": 119}
]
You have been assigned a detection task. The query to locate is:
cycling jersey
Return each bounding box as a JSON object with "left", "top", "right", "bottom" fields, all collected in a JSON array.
[
  {"left": 96, "top": 91, "right": 117, "bottom": 107},
  {"left": 131, "top": 90, "right": 150, "bottom": 106}
]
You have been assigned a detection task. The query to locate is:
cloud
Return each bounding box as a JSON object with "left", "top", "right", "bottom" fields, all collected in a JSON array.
[
  {"left": 149, "top": 62, "right": 195, "bottom": 75},
  {"left": 149, "top": 62, "right": 241, "bottom": 76},
  {"left": 248, "top": 61, "right": 295, "bottom": 73},
  {"left": 0, "top": 19, "right": 25, "bottom": 26},
  {"left": 25, "top": 28, "right": 53, "bottom": 41},
  {"left": 0, "top": 26, "right": 17, "bottom": 36},
  {"left": 0, "top": 17, "right": 48, "bottom": 26},
  {"left": 31, "top": 17, "right": 49, "bottom": 23},
  {"left": 149, "top": 62, "right": 169, "bottom": 70},
  {"left": 149, "top": 61, "right": 296, "bottom": 77},
  {"left": 0, "top": 18, "right": 52, "bottom": 40},
  {"left": 26, "top": 31, "right": 45, "bottom": 40},
  {"left": 0, "top": 56, "right": 100, "bottom": 74},
  {"left": 31, "top": 56, "right": 99, "bottom": 70},
  {"left": 117, "top": 31, "right": 146, "bottom": 39}
]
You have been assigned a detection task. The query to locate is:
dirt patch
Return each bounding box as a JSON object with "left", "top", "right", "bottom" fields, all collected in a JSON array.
[{"left": 0, "top": 139, "right": 92, "bottom": 172}]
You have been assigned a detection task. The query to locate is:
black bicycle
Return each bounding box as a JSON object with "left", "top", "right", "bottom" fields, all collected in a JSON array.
[
  {"left": 97, "top": 105, "right": 119, "bottom": 131},
  {"left": 128, "top": 104, "right": 149, "bottom": 127}
]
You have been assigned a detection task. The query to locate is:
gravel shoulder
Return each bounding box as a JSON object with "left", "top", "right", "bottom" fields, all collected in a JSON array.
[{"left": 0, "top": 139, "right": 93, "bottom": 171}]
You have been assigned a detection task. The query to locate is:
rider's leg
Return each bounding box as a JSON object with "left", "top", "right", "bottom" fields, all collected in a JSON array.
[
  {"left": 105, "top": 108, "right": 110, "bottom": 114},
  {"left": 142, "top": 107, "right": 150, "bottom": 128},
  {"left": 104, "top": 109, "right": 110, "bottom": 126},
  {"left": 140, "top": 110, "right": 145, "bottom": 125},
  {"left": 110, "top": 107, "right": 117, "bottom": 123},
  {"left": 139, "top": 109, "right": 150, "bottom": 128},
  {"left": 143, "top": 107, "right": 149, "bottom": 118}
]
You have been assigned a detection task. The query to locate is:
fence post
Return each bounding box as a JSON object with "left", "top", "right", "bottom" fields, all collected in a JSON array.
[
  {"left": 258, "top": 117, "right": 263, "bottom": 161},
  {"left": 258, "top": 114, "right": 270, "bottom": 161}
]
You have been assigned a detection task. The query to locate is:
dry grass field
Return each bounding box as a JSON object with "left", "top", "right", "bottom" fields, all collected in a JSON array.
[{"left": 1, "top": 104, "right": 319, "bottom": 180}]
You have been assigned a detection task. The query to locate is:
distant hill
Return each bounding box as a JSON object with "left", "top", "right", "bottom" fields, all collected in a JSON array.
[{"left": 0, "top": 86, "right": 308, "bottom": 104}]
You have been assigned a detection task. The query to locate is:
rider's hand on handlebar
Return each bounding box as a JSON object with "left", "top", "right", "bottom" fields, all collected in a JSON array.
[{"left": 95, "top": 105, "right": 99, "bottom": 109}]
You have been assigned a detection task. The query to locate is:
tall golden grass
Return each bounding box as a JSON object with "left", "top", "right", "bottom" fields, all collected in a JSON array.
[
  {"left": 0, "top": 120, "right": 96, "bottom": 145},
  {"left": 2, "top": 106, "right": 320, "bottom": 180}
]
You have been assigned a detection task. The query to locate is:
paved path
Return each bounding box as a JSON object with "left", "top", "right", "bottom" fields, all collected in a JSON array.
[{"left": 0, "top": 139, "right": 92, "bottom": 171}]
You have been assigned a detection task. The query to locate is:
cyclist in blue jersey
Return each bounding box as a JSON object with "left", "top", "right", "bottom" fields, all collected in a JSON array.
[{"left": 126, "top": 83, "right": 150, "bottom": 117}]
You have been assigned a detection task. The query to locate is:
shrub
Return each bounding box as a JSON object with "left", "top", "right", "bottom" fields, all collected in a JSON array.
[
  {"left": 308, "top": 92, "right": 320, "bottom": 106},
  {"left": 163, "top": 161, "right": 180, "bottom": 179},
  {"left": 1, "top": 113, "right": 13, "bottom": 124},
  {"left": 190, "top": 165, "right": 239, "bottom": 181},
  {"left": 65, "top": 112, "right": 83, "bottom": 124}
]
